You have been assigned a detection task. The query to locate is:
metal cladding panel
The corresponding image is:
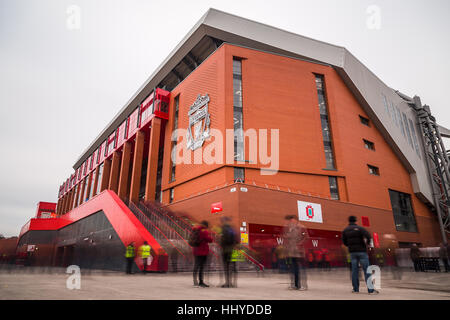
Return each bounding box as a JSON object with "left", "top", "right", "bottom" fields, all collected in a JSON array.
[
  {"left": 98, "top": 141, "right": 107, "bottom": 164},
  {"left": 18, "top": 191, "right": 167, "bottom": 272},
  {"left": 127, "top": 107, "right": 140, "bottom": 139},
  {"left": 107, "top": 132, "right": 116, "bottom": 158},
  {"left": 116, "top": 120, "right": 127, "bottom": 149},
  {"left": 140, "top": 91, "right": 154, "bottom": 128}
]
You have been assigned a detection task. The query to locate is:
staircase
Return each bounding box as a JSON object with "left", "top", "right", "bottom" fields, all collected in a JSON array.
[{"left": 125, "top": 199, "right": 264, "bottom": 272}]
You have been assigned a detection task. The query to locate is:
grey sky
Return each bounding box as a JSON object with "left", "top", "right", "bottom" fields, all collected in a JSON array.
[{"left": 0, "top": 0, "right": 449, "bottom": 237}]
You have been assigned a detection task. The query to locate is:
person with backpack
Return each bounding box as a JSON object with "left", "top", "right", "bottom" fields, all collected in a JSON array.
[
  {"left": 219, "top": 216, "right": 239, "bottom": 288},
  {"left": 342, "top": 216, "right": 379, "bottom": 294},
  {"left": 190, "top": 220, "right": 213, "bottom": 287}
]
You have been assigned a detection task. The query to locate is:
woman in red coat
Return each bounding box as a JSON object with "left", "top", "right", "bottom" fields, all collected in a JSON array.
[{"left": 192, "top": 220, "right": 213, "bottom": 287}]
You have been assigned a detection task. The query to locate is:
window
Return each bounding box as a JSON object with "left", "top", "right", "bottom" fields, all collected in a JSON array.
[
  {"left": 388, "top": 190, "right": 418, "bottom": 232},
  {"left": 368, "top": 165, "right": 380, "bottom": 176},
  {"left": 363, "top": 139, "right": 375, "bottom": 151},
  {"left": 359, "top": 115, "right": 370, "bottom": 126},
  {"left": 315, "top": 75, "right": 336, "bottom": 169},
  {"left": 234, "top": 167, "right": 245, "bottom": 183},
  {"left": 169, "top": 188, "right": 174, "bottom": 203},
  {"left": 170, "top": 95, "right": 180, "bottom": 182},
  {"left": 96, "top": 163, "right": 104, "bottom": 195},
  {"left": 233, "top": 58, "right": 244, "bottom": 161},
  {"left": 328, "top": 176, "right": 339, "bottom": 200}
]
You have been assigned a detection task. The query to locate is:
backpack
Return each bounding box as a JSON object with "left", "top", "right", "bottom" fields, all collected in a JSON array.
[
  {"left": 221, "top": 225, "right": 237, "bottom": 247},
  {"left": 189, "top": 228, "right": 201, "bottom": 247}
]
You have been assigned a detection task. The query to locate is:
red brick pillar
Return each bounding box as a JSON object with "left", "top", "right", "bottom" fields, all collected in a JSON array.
[
  {"left": 118, "top": 141, "right": 132, "bottom": 200},
  {"left": 100, "top": 159, "right": 112, "bottom": 192},
  {"left": 144, "top": 118, "right": 161, "bottom": 201},
  {"left": 129, "top": 130, "right": 145, "bottom": 203},
  {"left": 109, "top": 152, "right": 121, "bottom": 194}
]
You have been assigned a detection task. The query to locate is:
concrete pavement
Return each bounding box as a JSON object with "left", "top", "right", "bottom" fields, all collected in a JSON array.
[{"left": 0, "top": 267, "right": 449, "bottom": 300}]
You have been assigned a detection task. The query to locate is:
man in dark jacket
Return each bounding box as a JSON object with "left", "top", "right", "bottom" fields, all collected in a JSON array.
[
  {"left": 192, "top": 221, "right": 213, "bottom": 287},
  {"left": 219, "top": 216, "right": 239, "bottom": 288},
  {"left": 410, "top": 243, "right": 422, "bottom": 272},
  {"left": 342, "top": 216, "right": 378, "bottom": 294}
]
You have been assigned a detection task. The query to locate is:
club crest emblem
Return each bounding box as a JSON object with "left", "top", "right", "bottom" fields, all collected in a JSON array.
[{"left": 187, "top": 94, "right": 211, "bottom": 150}]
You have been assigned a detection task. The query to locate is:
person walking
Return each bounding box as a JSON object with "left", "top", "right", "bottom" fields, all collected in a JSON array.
[
  {"left": 342, "top": 216, "right": 379, "bottom": 294},
  {"left": 439, "top": 243, "right": 449, "bottom": 272},
  {"left": 410, "top": 243, "right": 422, "bottom": 272},
  {"left": 191, "top": 220, "right": 213, "bottom": 288},
  {"left": 138, "top": 241, "right": 151, "bottom": 273},
  {"left": 125, "top": 242, "right": 136, "bottom": 274},
  {"left": 219, "top": 216, "right": 239, "bottom": 288},
  {"left": 283, "top": 215, "right": 308, "bottom": 290}
]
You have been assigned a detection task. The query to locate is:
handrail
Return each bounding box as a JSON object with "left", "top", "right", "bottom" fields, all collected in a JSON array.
[{"left": 128, "top": 201, "right": 186, "bottom": 259}]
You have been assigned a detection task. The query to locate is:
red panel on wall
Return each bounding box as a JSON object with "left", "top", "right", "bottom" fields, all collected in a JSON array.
[{"left": 361, "top": 216, "right": 370, "bottom": 227}]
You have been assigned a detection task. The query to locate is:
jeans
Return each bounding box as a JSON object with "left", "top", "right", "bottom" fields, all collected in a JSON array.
[{"left": 350, "top": 252, "right": 373, "bottom": 293}]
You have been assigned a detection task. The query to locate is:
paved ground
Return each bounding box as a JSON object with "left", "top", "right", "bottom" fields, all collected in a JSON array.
[{"left": 0, "top": 266, "right": 449, "bottom": 300}]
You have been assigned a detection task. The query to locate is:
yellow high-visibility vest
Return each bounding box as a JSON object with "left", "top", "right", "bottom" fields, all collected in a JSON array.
[
  {"left": 125, "top": 245, "right": 135, "bottom": 258},
  {"left": 231, "top": 249, "right": 245, "bottom": 262},
  {"left": 139, "top": 245, "right": 151, "bottom": 258}
]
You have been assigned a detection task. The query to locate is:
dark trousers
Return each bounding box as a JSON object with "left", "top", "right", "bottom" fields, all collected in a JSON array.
[
  {"left": 126, "top": 258, "right": 134, "bottom": 274},
  {"left": 413, "top": 259, "right": 422, "bottom": 272},
  {"left": 193, "top": 255, "right": 207, "bottom": 285},
  {"left": 142, "top": 258, "right": 147, "bottom": 273},
  {"left": 289, "top": 257, "right": 301, "bottom": 289},
  {"left": 222, "top": 252, "right": 237, "bottom": 287},
  {"left": 442, "top": 258, "right": 450, "bottom": 272}
]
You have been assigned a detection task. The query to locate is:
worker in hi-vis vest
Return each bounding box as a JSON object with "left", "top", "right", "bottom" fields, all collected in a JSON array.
[
  {"left": 138, "top": 241, "right": 152, "bottom": 273},
  {"left": 125, "top": 242, "right": 136, "bottom": 274}
]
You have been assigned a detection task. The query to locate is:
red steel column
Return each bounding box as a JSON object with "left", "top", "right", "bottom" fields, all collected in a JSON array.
[
  {"left": 129, "top": 130, "right": 145, "bottom": 203},
  {"left": 118, "top": 141, "right": 132, "bottom": 200},
  {"left": 144, "top": 118, "right": 161, "bottom": 201}
]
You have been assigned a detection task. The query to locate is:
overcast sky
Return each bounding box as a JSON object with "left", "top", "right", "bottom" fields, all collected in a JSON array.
[{"left": 0, "top": 0, "right": 449, "bottom": 237}]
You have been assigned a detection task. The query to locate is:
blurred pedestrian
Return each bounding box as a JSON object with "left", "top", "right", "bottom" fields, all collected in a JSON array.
[
  {"left": 283, "top": 215, "right": 308, "bottom": 290},
  {"left": 138, "top": 241, "right": 151, "bottom": 273},
  {"left": 410, "top": 243, "right": 422, "bottom": 272},
  {"left": 439, "top": 243, "right": 449, "bottom": 272},
  {"left": 125, "top": 242, "right": 136, "bottom": 274},
  {"left": 342, "top": 216, "right": 379, "bottom": 294},
  {"left": 190, "top": 220, "right": 213, "bottom": 287},
  {"left": 219, "top": 216, "right": 239, "bottom": 288}
]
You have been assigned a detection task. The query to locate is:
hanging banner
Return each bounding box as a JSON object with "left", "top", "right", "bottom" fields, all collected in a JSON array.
[{"left": 297, "top": 200, "right": 323, "bottom": 223}]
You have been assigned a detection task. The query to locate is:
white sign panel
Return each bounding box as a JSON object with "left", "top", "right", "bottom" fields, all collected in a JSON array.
[{"left": 297, "top": 200, "right": 323, "bottom": 223}]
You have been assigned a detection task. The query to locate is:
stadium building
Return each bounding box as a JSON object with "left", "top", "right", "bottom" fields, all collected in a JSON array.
[{"left": 16, "top": 9, "right": 450, "bottom": 271}]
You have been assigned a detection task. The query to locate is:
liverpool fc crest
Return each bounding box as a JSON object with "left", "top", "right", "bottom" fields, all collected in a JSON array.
[{"left": 187, "top": 94, "right": 211, "bottom": 150}]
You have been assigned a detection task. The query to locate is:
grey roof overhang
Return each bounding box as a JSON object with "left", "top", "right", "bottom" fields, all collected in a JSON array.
[{"left": 72, "top": 8, "right": 438, "bottom": 205}]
